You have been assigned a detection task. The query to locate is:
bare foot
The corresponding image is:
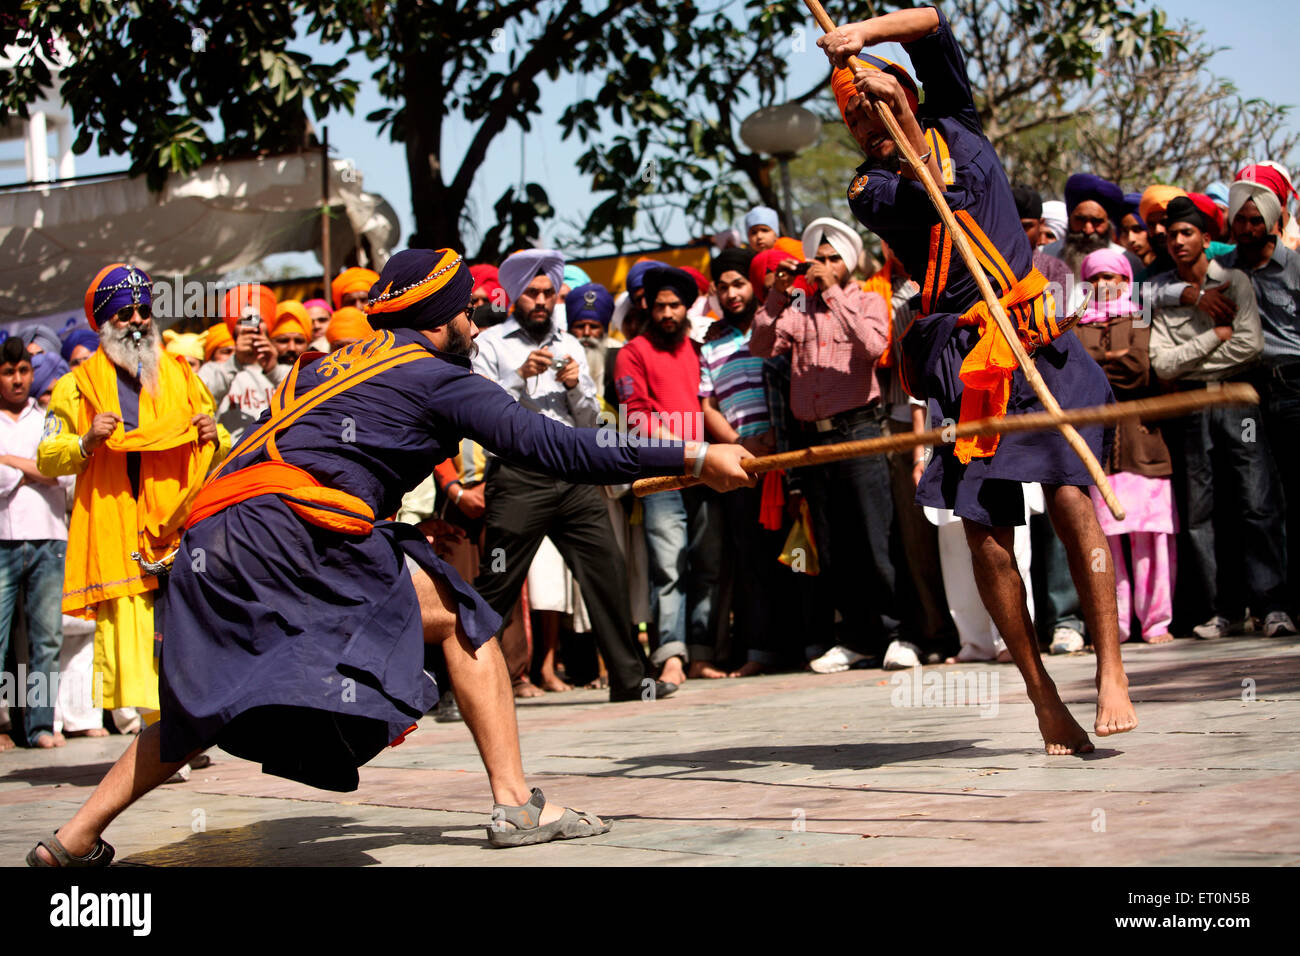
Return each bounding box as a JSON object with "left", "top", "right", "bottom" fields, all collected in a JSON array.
[
  {"left": 1035, "top": 702, "right": 1095, "bottom": 755},
  {"left": 538, "top": 673, "right": 573, "bottom": 693},
  {"left": 687, "top": 661, "right": 728, "bottom": 679},
  {"left": 1095, "top": 673, "right": 1138, "bottom": 737},
  {"left": 512, "top": 679, "right": 545, "bottom": 699},
  {"left": 1143, "top": 632, "right": 1175, "bottom": 645},
  {"left": 995, "top": 649, "right": 1014, "bottom": 663},
  {"left": 34, "top": 732, "right": 66, "bottom": 749},
  {"left": 0, "top": 733, "right": 15, "bottom": 752},
  {"left": 584, "top": 675, "right": 609, "bottom": 691},
  {"left": 659, "top": 656, "right": 686, "bottom": 686},
  {"left": 65, "top": 727, "right": 110, "bottom": 738},
  {"left": 729, "top": 661, "right": 764, "bottom": 678}
]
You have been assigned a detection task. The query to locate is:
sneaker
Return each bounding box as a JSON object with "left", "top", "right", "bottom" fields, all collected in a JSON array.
[
  {"left": 1049, "top": 626, "right": 1085, "bottom": 655},
  {"left": 434, "top": 690, "right": 462, "bottom": 723},
  {"left": 810, "top": 644, "right": 869, "bottom": 674},
  {"left": 1264, "top": 611, "right": 1298, "bottom": 637},
  {"left": 165, "top": 763, "right": 192, "bottom": 784},
  {"left": 882, "top": 639, "right": 922, "bottom": 670},
  {"left": 1193, "top": 615, "right": 1230, "bottom": 640}
]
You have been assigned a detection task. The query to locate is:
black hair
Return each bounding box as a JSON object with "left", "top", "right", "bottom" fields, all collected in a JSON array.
[{"left": 1, "top": 337, "right": 29, "bottom": 366}]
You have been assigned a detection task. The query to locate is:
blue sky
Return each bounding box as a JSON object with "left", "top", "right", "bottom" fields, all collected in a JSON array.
[{"left": 5, "top": 0, "right": 1295, "bottom": 269}]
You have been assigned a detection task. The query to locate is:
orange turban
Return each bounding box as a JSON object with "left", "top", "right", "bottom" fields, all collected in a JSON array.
[
  {"left": 831, "top": 53, "right": 920, "bottom": 130},
  {"left": 270, "top": 300, "right": 311, "bottom": 340},
  {"left": 1139, "top": 185, "right": 1187, "bottom": 224},
  {"left": 325, "top": 306, "right": 373, "bottom": 346},
  {"left": 203, "top": 322, "right": 234, "bottom": 360},
  {"left": 774, "top": 236, "right": 805, "bottom": 260},
  {"left": 331, "top": 267, "right": 380, "bottom": 309},
  {"left": 221, "top": 284, "right": 277, "bottom": 336}
]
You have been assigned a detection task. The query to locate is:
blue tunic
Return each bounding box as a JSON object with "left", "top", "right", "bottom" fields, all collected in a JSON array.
[
  {"left": 158, "top": 328, "right": 684, "bottom": 790},
  {"left": 846, "top": 7, "right": 1112, "bottom": 527}
]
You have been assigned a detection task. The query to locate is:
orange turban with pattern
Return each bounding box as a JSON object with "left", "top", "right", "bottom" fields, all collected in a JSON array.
[{"left": 331, "top": 267, "right": 380, "bottom": 309}]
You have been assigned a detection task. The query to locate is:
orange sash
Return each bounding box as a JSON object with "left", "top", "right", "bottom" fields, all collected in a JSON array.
[
  {"left": 188, "top": 331, "right": 431, "bottom": 534},
  {"left": 914, "top": 207, "right": 1061, "bottom": 463}
]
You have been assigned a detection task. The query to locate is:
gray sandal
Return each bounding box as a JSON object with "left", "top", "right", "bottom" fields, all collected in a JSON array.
[
  {"left": 27, "top": 831, "right": 115, "bottom": 867},
  {"left": 486, "top": 788, "right": 611, "bottom": 848}
]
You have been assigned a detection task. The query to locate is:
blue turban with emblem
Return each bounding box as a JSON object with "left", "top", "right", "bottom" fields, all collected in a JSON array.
[
  {"left": 565, "top": 282, "right": 614, "bottom": 329},
  {"left": 83, "top": 263, "right": 152, "bottom": 332}
]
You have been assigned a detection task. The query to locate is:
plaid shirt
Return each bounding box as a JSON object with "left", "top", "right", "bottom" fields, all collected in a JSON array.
[{"left": 749, "top": 281, "right": 889, "bottom": 421}]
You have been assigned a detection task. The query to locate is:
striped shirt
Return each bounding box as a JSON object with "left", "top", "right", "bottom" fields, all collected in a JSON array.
[{"left": 699, "top": 322, "right": 771, "bottom": 438}]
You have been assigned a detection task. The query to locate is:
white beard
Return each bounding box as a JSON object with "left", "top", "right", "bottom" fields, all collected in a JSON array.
[{"left": 100, "top": 322, "right": 162, "bottom": 394}]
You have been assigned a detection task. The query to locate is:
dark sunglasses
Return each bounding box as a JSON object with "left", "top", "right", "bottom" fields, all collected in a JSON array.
[{"left": 113, "top": 303, "right": 151, "bottom": 322}]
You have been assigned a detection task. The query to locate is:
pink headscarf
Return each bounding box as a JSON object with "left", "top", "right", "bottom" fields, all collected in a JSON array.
[{"left": 1079, "top": 249, "right": 1139, "bottom": 323}]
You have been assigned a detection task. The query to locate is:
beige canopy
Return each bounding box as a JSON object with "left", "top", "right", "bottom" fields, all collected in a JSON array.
[{"left": 0, "top": 151, "right": 399, "bottom": 321}]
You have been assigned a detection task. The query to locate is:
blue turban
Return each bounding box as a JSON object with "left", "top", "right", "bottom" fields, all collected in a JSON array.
[
  {"left": 1122, "top": 192, "right": 1146, "bottom": 230},
  {"left": 61, "top": 327, "right": 99, "bottom": 363},
  {"left": 563, "top": 264, "right": 592, "bottom": 290},
  {"left": 1064, "top": 174, "right": 1126, "bottom": 226},
  {"left": 1205, "top": 181, "right": 1230, "bottom": 209},
  {"left": 625, "top": 259, "right": 669, "bottom": 295},
  {"left": 365, "top": 248, "right": 473, "bottom": 332},
  {"left": 498, "top": 249, "right": 565, "bottom": 304},
  {"left": 565, "top": 283, "right": 614, "bottom": 329},
  {"left": 743, "top": 206, "right": 780, "bottom": 234},
  {"left": 30, "top": 352, "right": 69, "bottom": 399},
  {"left": 20, "top": 324, "right": 62, "bottom": 357},
  {"left": 84, "top": 263, "right": 152, "bottom": 331}
]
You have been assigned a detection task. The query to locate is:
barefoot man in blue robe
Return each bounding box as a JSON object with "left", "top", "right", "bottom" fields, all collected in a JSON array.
[{"left": 819, "top": 5, "right": 1138, "bottom": 753}]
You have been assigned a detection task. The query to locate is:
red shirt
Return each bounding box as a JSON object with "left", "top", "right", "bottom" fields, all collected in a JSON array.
[{"left": 613, "top": 335, "right": 705, "bottom": 442}]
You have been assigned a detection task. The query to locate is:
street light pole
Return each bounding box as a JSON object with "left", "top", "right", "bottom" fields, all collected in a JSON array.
[{"left": 739, "top": 102, "right": 822, "bottom": 237}]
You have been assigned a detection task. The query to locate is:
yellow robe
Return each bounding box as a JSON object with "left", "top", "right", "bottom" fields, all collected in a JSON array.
[{"left": 37, "top": 349, "right": 230, "bottom": 709}]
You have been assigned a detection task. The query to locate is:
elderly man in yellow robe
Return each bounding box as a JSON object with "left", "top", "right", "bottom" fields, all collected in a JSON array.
[{"left": 37, "top": 264, "right": 230, "bottom": 722}]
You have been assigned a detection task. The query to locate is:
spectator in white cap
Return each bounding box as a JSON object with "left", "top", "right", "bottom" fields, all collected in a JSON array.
[{"left": 801, "top": 216, "right": 863, "bottom": 270}]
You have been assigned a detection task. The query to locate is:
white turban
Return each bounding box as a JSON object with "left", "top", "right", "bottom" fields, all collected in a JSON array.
[
  {"left": 1228, "top": 180, "right": 1282, "bottom": 232},
  {"left": 498, "top": 249, "right": 565, "bottom": 304},
  {"left": 1041, "top": 200, "right": 1068, "bottom": 242},
  {"left": 801, "top": 217, "right": 863, "bottom": 271}
]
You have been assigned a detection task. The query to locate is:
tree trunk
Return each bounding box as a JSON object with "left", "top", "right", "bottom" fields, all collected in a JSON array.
[{"left": 401, "top": 49, "right": 463, "bottom": 251}]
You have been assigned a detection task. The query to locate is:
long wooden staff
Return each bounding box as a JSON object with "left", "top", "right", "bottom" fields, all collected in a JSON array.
[
  {"left": 801, "top": 0, "right": 1125, "bottom": 519},
  {"left": 632, "top": 384, "right": 1257, "bottom": 497}
]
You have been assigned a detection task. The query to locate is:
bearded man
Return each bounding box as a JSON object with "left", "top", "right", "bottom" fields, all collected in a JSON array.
[
  {"left": 27, "top": 249, "right": 750, "bottom": 866},
  {"left": 37, "top": 264, "right": 230, "bottom": 723}
]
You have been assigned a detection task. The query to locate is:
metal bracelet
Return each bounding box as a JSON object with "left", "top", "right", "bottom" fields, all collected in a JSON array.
[{"left": 691, "top": 442, "right": 710, "bottom": 479}]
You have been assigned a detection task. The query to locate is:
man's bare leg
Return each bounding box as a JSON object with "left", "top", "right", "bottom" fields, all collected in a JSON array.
[
  {"left": 963, "top": 519, "right": 1094, "bottom": 754},
  {"left": 1044, "top": 484, "right": 1138, "bottom": 737},
  {"left": 32, "top": 722, "right": 204, "bottom": 863},
  {"left": 413, "top": 566, "right": 565, "bottom": 826}
]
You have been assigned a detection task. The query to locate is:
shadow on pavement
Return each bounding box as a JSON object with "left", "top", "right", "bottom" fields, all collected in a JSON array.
[{"left": 118, "top": 815, "right": 491, "bottom": 866}]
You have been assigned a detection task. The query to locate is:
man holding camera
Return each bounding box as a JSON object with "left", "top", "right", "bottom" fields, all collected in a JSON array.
[
  {"left": 201, "top": 284, "right": 293, "bottom": 444},
  {"left": 472, "top": 249, "right": 677, "bottom": 701},
  {"left": 750, "top": 216, "right": 898, "bottom": 674}
]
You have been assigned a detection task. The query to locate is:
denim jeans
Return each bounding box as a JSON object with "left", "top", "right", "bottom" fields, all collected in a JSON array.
[
  {"left": 642, "top": 485, "right": 722, "bottom": 665},
  {"left": 0, "top": 539, "right": 67, "bottom": 741},
  {"left": 1176, "top": 401, "right": 1287, "bottom": 618},
  {"left": 799, "top": 416, "right": 898, "bottom": 656}
]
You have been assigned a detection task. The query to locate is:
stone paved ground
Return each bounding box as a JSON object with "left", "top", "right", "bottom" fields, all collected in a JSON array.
[{"left": 3, "top": 634, "right": 1298, "bottom": 866}]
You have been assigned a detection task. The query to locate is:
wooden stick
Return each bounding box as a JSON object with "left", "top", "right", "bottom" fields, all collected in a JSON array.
[
  {"left": 800, "top": 0, "right": 1125, "bottom": 520},
  {"left": 632, "top": 384, "right": 1258, "bottom": 497}
]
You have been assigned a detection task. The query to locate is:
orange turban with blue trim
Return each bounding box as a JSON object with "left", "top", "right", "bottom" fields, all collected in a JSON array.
[
  {"left": 365, "top": 249, "right": 472, "bottom": 331},
  {"left": 831, "top": 53, "right": 920, "bottom": 129}
]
